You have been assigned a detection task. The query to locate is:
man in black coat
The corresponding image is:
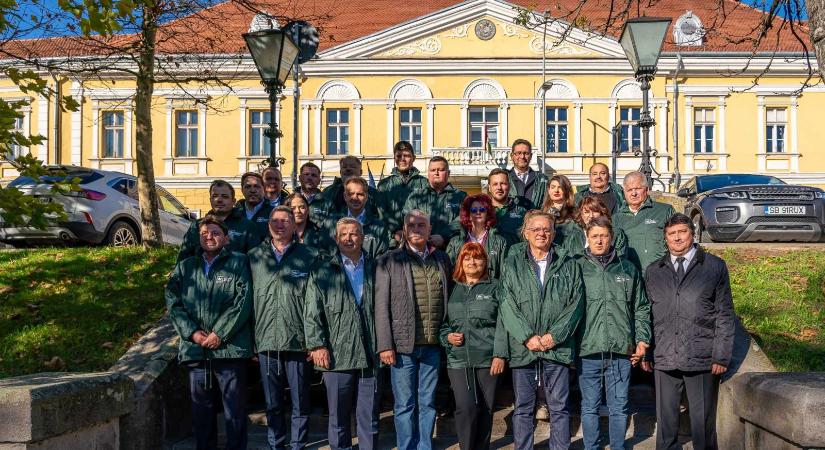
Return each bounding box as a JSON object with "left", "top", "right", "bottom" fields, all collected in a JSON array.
[{"left": 642, "top": 213, "right": 735, "bottom": 450}]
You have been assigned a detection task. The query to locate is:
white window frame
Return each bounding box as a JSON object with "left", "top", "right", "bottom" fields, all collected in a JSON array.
[
  {"left": 326, "top": 108, "right": 349, "bottom": 155},
  {"left": 546, "top": 107, "right": 568, "bottom": 153},
  {"left": 766, "top": 107, "right": 786, "bottom": 153},
  {"left": 468, "top": 106, "right": 499, "bottom": 148},
  {"left": 102, "top": 111, "right": 125, "bottom": 158},
  {"left": 618, "top": 106, "right": 641, "bottom": 153},
  {"left": 693, "top": 108, "right": 715, "bottom": 153},
  {"left": 398, "top": 108, "right": 422, "bottom": 155},
  {"left": 175, "top": 110, "right": 199, "bottom": 157},
  {"left": 249, "top": 110, "right": 271, "bottom": 157},
  {"left": 9, "top": 116, "right": 26, "bottom": 160}
]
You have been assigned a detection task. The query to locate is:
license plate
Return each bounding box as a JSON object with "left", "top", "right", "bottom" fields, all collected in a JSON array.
[{"left": 764, "top": 205, "right": 806, "bottom": 215}]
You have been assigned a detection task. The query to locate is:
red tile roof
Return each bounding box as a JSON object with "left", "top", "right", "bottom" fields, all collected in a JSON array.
[{"left": 0, "top": 0, "right": 811, "bottom": 61}]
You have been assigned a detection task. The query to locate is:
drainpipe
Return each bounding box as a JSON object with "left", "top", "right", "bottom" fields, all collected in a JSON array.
[
  {"left": 672, "top": 53, "right": 684, "bottom": 190},
  {"left": 50, "top": 72, "right": 62, "bottom": 165}
]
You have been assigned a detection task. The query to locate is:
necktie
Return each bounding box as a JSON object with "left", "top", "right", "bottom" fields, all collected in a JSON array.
[{"left": 676, "top": 256, "right": 686, "bottom": 280}]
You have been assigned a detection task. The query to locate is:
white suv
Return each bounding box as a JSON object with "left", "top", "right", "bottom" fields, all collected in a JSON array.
[{"left": 0, "top": 166, "right": 192, "bottom": 246}]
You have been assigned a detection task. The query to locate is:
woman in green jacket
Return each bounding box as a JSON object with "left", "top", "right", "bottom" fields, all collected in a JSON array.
[
  {"left": 446, "top": 194, "right": 511, "bottom": 280},
  {"left": 575, "top": 215, "right": 651, "bottom": 450},
  {"left": 541, "top": 174, "right": 579, "bottom": 248},
  {"left": 557, "top": 196, "right": 628, "bottom": 258},
  {"left": 439, "top": 242, "right": 508, "bottom": 450},
  {"left": 287, "top": 192, "right": 333, "bottom": 256}
]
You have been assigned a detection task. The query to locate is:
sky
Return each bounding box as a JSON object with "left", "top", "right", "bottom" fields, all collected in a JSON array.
[{"left": 6, "top": 0, "right": 809, "bottom": 40}]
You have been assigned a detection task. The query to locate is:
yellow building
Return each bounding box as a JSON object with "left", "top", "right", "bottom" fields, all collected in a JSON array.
[{"left": 1, "top": 0, "right": 821, "bottom": 213}]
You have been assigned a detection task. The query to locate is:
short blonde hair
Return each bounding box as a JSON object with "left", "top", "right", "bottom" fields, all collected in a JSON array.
[{"left": 520, "top": 210, "right": 556, "bottom": 240}]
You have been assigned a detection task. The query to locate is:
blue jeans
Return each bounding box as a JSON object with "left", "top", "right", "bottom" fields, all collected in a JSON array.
[
  {"left": 186, "top": 359, "right": 248, "bottom": 450},
  {"left": 258, "top": 351, "right": 310, "bottom": 450},
  {"left": 578, "top": 355, "right": 631, "bottom": 450},
  {"left": 390, "top": 345, "right": 441, "bottom": 450},
  {"left": 512, "top": 359, "right": 570, "bottom": 450}
]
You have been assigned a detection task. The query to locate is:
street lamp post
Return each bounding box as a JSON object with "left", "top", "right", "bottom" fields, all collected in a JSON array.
[
  {"left": 619, "top": 17, "right": 671, "bottom": 188},
  {"left": 243, "top": 26, "right": 300, "bottom": 170}
]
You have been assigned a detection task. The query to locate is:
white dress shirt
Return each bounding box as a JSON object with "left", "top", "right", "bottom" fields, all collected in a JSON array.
[
  {"left": 271, "top": 242, "right": 291, "bottom": 263},
  {"left": 342, "top": 254, "right": 365, "bottom": 306},
  {"left": 670, "top": 245, "right": 698, "bottom": 271}
]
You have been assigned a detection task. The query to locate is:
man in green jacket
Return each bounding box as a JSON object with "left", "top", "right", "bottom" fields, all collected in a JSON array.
[
  {"left": 248, "top": 205, "right": 318, "bottom": 450},
  {"left": 378, "top": 140, "right": 429, "bottom": 238},
  {"left": 234, "top": 171, "right": 273, "bottom": 244},
  {"left": 177, "top": 179, "right": 254, "bottom": 262},
  {"left": 575, "top": 215, "right": 650, "bottom": 450},
  {"left": 507, "top": 139, "right": 548, "bottom": 210},
  {"left": 305, "top": 217, "right": 380, "bottom": 450},
  {"left": 320, "top": 155, "right": 382, "bottom": 219},
  {"left": 499, "top": 210, "right": 585, "bottom": 450},
  {"left": 262, "top": 166, "right": 290, "bottom": 208},
  {"left": 574, "top": 163, "right": 626, "bottom": 215},
  {"left": 327, "top": 177, "right": 391, "bottom": 259},
  {"left": 488, "top": 168, "right": 529, "bottom": 244},
  {"left": 165, "top": 216, "right": 253, "bottom": 450},
  {"left": 402, "top": 156, "right": 467, "bottom": 249},
  {"left": 613, "top": 171, "right": 675, "bottom": 273}
]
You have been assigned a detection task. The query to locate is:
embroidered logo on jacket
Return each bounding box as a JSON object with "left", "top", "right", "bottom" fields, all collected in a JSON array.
[
  {"left": 644, "top": 219, "right": 657, "bottom": 225},
  {"left": 290, "top": 270, "right": 308, "bottom": 278},
  {"left": 216, "top": 275, "right": 232, "bottom": 283}
]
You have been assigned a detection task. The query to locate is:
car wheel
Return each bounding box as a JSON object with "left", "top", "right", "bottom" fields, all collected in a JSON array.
[
  {"left": 106, "top": 221, "right": 138, "bottom": 247},
  {"left": 692, "top": 214, "right": 713, "bottom": 243}
]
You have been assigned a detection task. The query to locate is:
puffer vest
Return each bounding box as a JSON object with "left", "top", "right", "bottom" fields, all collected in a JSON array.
[{"left": 410, "top": 254, "right": 444, "bottom": 345}]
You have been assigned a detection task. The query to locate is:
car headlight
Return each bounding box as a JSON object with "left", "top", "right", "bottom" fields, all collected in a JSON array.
[{"left": 711, "top": 191, "right": 748, "bottom": 199}]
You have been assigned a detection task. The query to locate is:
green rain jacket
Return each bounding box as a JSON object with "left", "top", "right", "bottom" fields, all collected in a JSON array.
[
  {"left": 575, "top": 251, "right": 651, "bottom": 357},
  {"left": 304, "top": 253, "right": 378, "bottom": 373},
  {"left": 494, "top": 196, "right": 530, "bottom": 245},
  {"left": 320, "top": 177, "right": 383, "bottom": 218},
  {"left": 248, "top": 240, "right": 318, "bottom": 353},
  {"left": 377, "top": 167, "right": 429, "bottom": 232},
  {"left": 445, "top": 228, "right": 511, "bottom": 280},
  {"left": 554, "top": 222, "right": 628, "bottom": 259},
  {"left": 295, "top": 219, "right": 335, "bottom": 257},
  {"left": 439, "top": 279, "right": 509, "bottom": 368},
  {"left": 327, "top": 211, "right": 392, "bottom": 259},
  {"left": 574, "top": 182, "right": 626, "bottom": 214},
  {"left": 176, "top": 209, "right": 255, "bottom": 263},
  {"left": 402, "top": 183, "right": 467, "bottom": 243},
  {"left": 499, "top": 243, "right": 585, "bottom": 367},
  {"left": 613, "top": 197, "right": 675, "bottom": 273},
  {"left": 508, "top": 168, "right": 548, "bottom": 210},
  {"left": 233, "top": 200, "right": 274, "bottom": 245},
  {"left": 165, "top": 249, "right": 253, "bottom": 362}
]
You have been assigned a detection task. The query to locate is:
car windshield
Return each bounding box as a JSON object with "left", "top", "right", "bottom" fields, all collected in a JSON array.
[
  {"left": 696, "top": 174, "right": 785, "bottom": 193},
  {"left": 8, "top": 168, "right": 103, "bottom": 187}
]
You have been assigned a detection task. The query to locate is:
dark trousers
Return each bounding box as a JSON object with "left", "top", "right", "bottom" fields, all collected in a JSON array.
[
  {"left": 512, "top": 359, "right": 570, "bottom": 450},
  {"left": 258, "top": 351, "right": 310, "bottom": 450},
  {"left": 187, "top": 359, "right": 248, "bottom": 450},
  {"left": 322, "top": 370, "right": 380, "bottom": 450},
  {"left": 655, "top": 369, "right": 720, "bottom": 450},
  {"left": 447, "top": 367, "right": 499, "bottom": 450}
]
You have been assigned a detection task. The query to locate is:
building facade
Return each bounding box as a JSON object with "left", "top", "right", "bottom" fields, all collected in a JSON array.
[{"left": 1, "top": 0, "right": 821, "bottom": 213}]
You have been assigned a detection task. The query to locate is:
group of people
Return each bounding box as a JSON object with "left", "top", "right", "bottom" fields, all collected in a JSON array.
[{"left": 165, "top": 138, "right": 736, "bottom": 450}]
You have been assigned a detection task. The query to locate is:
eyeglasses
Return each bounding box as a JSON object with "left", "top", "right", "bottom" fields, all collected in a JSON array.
[
  {"left": 526, "top": 227, "right": 553, "bottom": 234},
  {"left": 512, "top": 151, "right": 531, "bottom": 156},
  {"left": 469, "top": 207, "right": 487, "bottom": 214}
]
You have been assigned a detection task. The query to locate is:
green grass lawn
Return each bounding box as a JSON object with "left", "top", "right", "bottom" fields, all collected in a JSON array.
[
  {"left": 715, "top": 248, "right": 825, "bottom": 372},
  {"left": 0, "top": 245, "right": 823, "bottom": 378},
  {"left": 0, "top": 246, "right": 176, "bottom": 378}
]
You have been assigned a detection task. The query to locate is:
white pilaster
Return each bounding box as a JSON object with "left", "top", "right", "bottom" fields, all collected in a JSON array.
[
  {"left": 21, "top": 106, "right": 31, "bottom": 159},
  {"left": 717, "top": 96, "right": 726, "bottom": 156},
  {"left": 70, "top": 102, "right": 82, "bottom": 166},
  {"left": 608, "top": 102, "right": 617, "bottom": 153},
  {"left": 123, "top": 104, "right": 133, "bottom": 164},
  {"left": 534, "top": 103, "right": 542, "bottom": 151},
  {"left": 352, "top": 103, "right": 362, "bottom": 156},
  {"left": 499, "top": 102, "right": 509, "bottom": 147},
  {"left": 164, "top": 100, "right": 173, "bottom": 175},
  {"left": 658, "top": 102, "right": 668, "bottom": 156},
  {"left": 301, "top": 104, "right": 310, "bottom": 156},
  {"left": 790, "top": 96, "right": 799, "bottom": 172},
  {"left": 573, "top": 102, "right": 582, "bottom": 154},
  {"left": 426, "top": 103, "right": 435, "bottom": 155},
  {"left": 275, "top": 101, "right": 282, "bottom": 158},
  {"left": 757, "top": 96, "right": 765, "bottom": 172},
  {"left": 386, "top": 103, "right": 395, "bottom": 154},
  {"left": 238, "top": 99, "right": 248, "bottom": 174},
  {"left": 650, "top": 104, "right": 657, "bottom": 152},
  {"left": 313, "top": 104, "right": 322, "bottom": 156},
  {"left": 37, "top": 93, "right": 49, "bottom": 162},
  {"left": 197, "top": 103, "right": 207, "bottom": 174},
  {"left": 684, "top": 97, "right": 693, "bottom": 155},
  {"left": 460, "top": 103, "right": 469, "bottom": 148},
  {"left": 91, "top": 100, "right": 100, "bottom": 166}
]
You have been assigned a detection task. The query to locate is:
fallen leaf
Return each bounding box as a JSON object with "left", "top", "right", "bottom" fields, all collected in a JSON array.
[
  {"left": 801, "top": 328, "right": 818, "bottom": 341},
  {"left": 0, "top": 285, "right": 14, "bottom": 295}
]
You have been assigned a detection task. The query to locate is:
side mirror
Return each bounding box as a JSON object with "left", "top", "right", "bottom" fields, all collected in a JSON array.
[{"left": 676, "top": 188, "right": 690, "bottom": 198}]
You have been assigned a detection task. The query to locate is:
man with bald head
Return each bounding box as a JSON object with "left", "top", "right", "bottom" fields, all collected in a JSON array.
[
  {"left": 320, "top": 155, "right": 383, "bottom": 219},
  {"left": 613, "top": 171, "right": 675, "bottom": 273},
  {"left": 574, "top": 163, "right": 625, "bottom": 215}
]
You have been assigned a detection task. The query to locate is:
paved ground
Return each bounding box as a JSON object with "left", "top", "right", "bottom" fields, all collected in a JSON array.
[{"left": 702, "top": 242, "right": 825, "bottom": 250}]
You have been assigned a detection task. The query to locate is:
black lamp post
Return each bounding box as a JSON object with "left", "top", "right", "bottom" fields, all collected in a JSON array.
[
  {"left": 619, "top": 17, "right": 671, "bottom": 187},
  {"left": 243, "top": 26, "right": 300, "bottom": 170}
]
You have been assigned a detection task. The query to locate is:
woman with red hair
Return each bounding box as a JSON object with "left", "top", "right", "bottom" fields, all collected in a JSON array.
[
  {"left": 439, "top": 242, "right": 507, "bottom": 450},
  {"left": 446, "top": 194, "right": 511, "bottom": 279}
]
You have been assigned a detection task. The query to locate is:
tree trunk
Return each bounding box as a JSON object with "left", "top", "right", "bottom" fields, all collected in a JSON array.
[
  {"left": 134, "top": 6, "right": 163, "bottom": 249},
  {"left": 809, "top": 0, "right": 825, "bottom": 83}
]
